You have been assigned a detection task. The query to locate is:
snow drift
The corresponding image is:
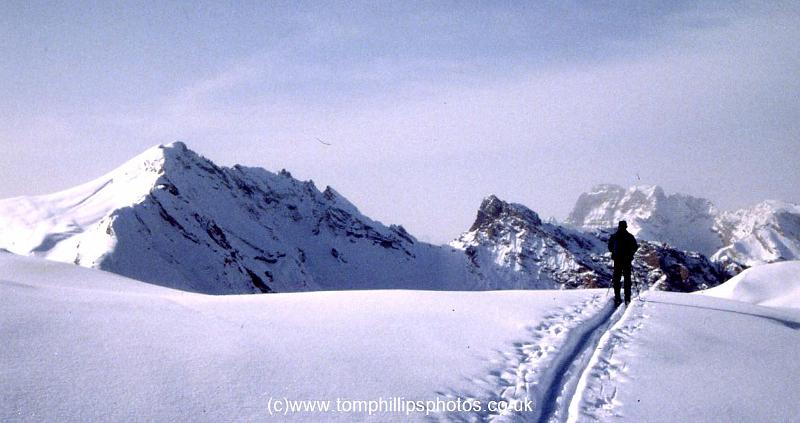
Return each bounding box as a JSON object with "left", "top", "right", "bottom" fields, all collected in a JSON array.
[{"left": 700, "top": 261, "right": 800, "bottom": 309}]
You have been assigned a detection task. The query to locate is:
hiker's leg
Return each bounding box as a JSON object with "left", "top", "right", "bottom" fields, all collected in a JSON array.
[
  {"left": 623, "top": 263, "right": 632, "bottom": 302},
  {"left": 612, "top": 263, "right": 622, "bottom": 303}
]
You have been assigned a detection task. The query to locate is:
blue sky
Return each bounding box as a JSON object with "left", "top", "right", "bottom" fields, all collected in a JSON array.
[{"left": 2, "top": 1, "right": 799, "bottom": 243}]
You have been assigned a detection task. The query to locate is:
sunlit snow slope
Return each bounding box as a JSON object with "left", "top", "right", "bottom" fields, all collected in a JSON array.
[
  {"left": 3, "top": 254, "right": 799, "bottom": 422},
  {"left": 0, "top": 253, "right": 602, "bottom": 422},
  {"left": 570, "top": 292, "right": 800, "bottom": 422},
  {"left": 700, "top": 261, "right": 800, "bottom": 309},
  {"left": 0, "top": 143, "right": 475, "bottom": 294}
]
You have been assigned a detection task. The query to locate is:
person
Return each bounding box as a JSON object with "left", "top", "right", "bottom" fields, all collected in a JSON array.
[{"left": 608, "top": 220, "right": 638, "bottom": 306}]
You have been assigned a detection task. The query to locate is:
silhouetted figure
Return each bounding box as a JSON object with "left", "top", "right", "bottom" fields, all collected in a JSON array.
[{"left": 608, "top": 220, "right": 638, "bottom": 306}]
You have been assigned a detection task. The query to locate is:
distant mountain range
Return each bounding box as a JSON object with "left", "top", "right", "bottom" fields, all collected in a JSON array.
[
  {"left": 1, "top": 143, "right": 796, "bottom": 294},
  {"left": 566, "top": 184, "right": 800, "bottom": 269}
]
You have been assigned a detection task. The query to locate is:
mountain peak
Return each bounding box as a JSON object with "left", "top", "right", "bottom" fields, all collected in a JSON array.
[
  {"left": 0, "top": 142, "right": 443, "bottom": 294},
  {"left": 135, "top": 140, "right": 191, "bottom": 160},
  {"left": 164, "top": 140, "right": 188, "bottom": 151},
  {"left": 469, "top": 195, "right": 541, "bottom": 231},
  {"left": 566, "top": 183, "right": 720, "bottom": 254},
  {"left": 106, "top": 141, "right": 206, "bottom": 183},
  {"left": 584, "top": 184, "right": 666, "bottom": 202}
]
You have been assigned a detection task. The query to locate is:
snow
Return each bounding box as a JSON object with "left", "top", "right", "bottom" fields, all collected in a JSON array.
[
  {"left": 0, "top": 254, "right": 602, "bottom": 421},
  {"left": 712, "top": 201, "right": 800, "bottom": 266},
  {"left": 566, "top": 184, "right": 800, "bottom": 267},
  {"left": 451, "top": 195, "right": 725, "bottom": 293},
  {"left": 571, "top": 291, "right": 800, "bottom": 422},
  {"left": 450, "top": 195, "right": 611, "bottom": 290},
  {"left": 0, "top": 144, "right": 729, "bottom": 296},
  {"left": 565, "top": 184, "right": 721, "bottom": 255},
  {"left": 0, "top": 144, "right": 165, "bottom": 259},
  {"left": 0, "top": 143, "right": 479, "bottom": 294},
  {"left": 1, "top": 143, "right": 798, "bottom": 421},
  {"left": 699, "top": 261, "right": 800, "bottom": 309},
  {"left": 3, "top": 254, "right": 799, "bottom": 421}
]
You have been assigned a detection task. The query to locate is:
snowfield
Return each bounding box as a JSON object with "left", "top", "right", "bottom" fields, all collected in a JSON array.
[
  {"left": 2, "top": 254, "right": 799, "bottom": 422},
  {"left": 0, "top": 254, "right": 603, "bottom": 422}
]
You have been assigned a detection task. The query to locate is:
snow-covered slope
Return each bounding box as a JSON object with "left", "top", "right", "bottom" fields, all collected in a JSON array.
[
  {"left": 3, "top": 253, "right": 798, "bottom": 421},
  {"left": 699, "top": 260, "right": 800, "bottom": 309},
  {"left": 566, "top": 184, "right": 800, "bottom": 268},
  {"left": 712, "top": 201, "right": 800, "bottom": 266},
  {"left": 569, "top": 291, "right": 800, "bottom": 422},
  {"left": 0, "top": 253, "right": 603, "bottom": 422},
  {"left": 565, "top": 184, "right": 721, "bottom": 254},
  {"left": 0, "top": 143, "right": 475, "bottom": 294},
  {"left": 451, "top": 195, "right": 725, "bottom": 292}
]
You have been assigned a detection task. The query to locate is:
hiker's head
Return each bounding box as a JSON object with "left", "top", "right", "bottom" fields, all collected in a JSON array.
[{"left": 618, "top": 220, "right": 628, "bottom": 231}]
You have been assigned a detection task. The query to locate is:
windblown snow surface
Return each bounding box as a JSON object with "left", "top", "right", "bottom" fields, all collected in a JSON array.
[{"left": 2, "top": 254, "right": 799, "bottom": 422}]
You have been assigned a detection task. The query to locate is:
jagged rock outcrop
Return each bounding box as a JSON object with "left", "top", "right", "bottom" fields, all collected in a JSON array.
[{"left": 452, "top": 195, "right": 726, "bottom": 292}]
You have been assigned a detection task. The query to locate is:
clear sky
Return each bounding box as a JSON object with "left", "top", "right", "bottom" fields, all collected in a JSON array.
[{"left": 2, "top": 1, "right": 799, "bottom": 243}]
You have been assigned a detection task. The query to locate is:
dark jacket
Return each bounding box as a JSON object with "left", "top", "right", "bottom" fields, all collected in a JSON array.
[{"left": 608, "top": 229, "right": 638, "bottom": 263}]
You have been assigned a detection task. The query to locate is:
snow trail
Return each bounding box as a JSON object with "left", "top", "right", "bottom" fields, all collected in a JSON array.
[
  {"left": 435, "top": 293, "right": 634, "bottom": 422},
  {"left": 532, "top": 300, "right": 627, "bottom": 423},
  {"left": 566, "top": 296, "right": 646, "bottom": 422}
]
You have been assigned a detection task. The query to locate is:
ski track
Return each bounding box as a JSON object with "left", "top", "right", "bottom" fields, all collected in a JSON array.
[
  {"left": 567, "top": 296, "right": 649, "bottom": 422},
  {"left": 434, "top": 293, "right": 645, "bottom": 423},
  {"left": 532, "top": 301, "right": 625, "bottom": 423}
]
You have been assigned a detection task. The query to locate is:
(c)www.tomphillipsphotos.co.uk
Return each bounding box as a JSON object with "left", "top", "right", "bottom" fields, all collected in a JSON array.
[{"left": 266, "top": 396, "right": 534, "bottom": 417}]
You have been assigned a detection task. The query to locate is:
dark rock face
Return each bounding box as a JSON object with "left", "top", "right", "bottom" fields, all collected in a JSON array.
[{"left": 470, "top": 195, "right": 542, "bottom": 232}]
